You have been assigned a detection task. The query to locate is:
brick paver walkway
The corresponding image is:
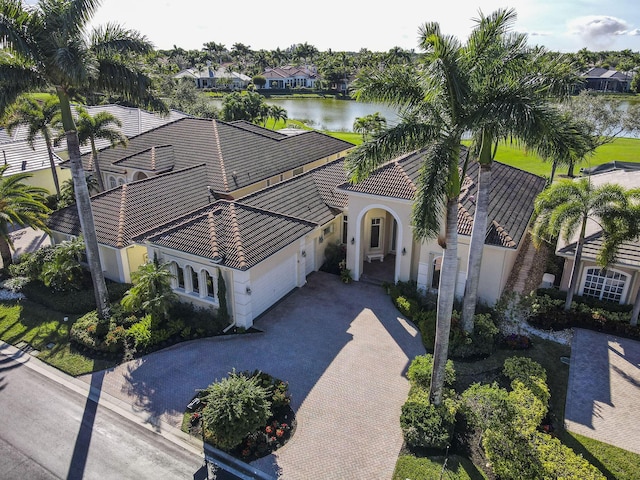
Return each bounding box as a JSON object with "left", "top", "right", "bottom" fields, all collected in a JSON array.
[
  {"left": 79, "top": 271, "right": 425, "bottom": 479},
  {"left": 565, "top": 328, "right": 640, "bottom": 454}
]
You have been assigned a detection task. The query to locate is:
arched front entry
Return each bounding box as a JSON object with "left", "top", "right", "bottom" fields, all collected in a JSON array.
[
  {"left": 133, "top": 171, "right": 148, "bottom": 181},
  {"left": 351, "top": 204, "right": 404, "bottom": 284}
]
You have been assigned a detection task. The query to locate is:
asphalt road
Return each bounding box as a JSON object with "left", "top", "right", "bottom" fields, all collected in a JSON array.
[{"left": 0, "top": 347, "right": 209, "bottom": 480}]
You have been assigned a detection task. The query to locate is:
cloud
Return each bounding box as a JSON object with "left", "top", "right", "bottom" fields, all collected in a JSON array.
[
  {"left": 568, "top": 15, "right": 630, "bottom": 48},
  {"left": 629, "top": 29, "right": 640, "bottom": 36}
]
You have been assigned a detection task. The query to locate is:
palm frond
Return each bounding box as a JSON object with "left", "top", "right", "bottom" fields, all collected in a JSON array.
[{"left": 91, "top": 22, "right": 153, "bottom": 56}]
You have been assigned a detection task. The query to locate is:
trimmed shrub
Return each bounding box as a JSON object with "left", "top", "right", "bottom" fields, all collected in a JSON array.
[
  {"left": 460, "top": 382, "right": 511, "bottom": 431},
  {"left": 8, "top": 246, "right": 54, "bottom": 280},
  {"left": 400, "top": 389, "right": 457, "bottom": 450},
  {"left": 407, "top": 354, "right": 455, "bottom": 390},
  {"left": 244, "top": 370, "right": 291, "bottom": 410},
  {"left": 203, "top": 372, "right": 271, "bottom": 451},
  {"left": 503, "top": 357, "right": 550, "bottom": 407},
  {"left": 531, "top": 432, "right": 606, "bottom": 480}
]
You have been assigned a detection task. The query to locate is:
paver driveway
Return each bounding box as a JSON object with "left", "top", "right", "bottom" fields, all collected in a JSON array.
[
  {"left": 565, "top": 328, "right": 640, "bottom": 455},
  {"left": 79, "top": 271, "right": 426, "bottom": 479}
]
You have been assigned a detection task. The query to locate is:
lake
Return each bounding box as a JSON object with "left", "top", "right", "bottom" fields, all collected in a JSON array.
[{"left": 211, "top": 96, "right": 639, "bottom": 138}]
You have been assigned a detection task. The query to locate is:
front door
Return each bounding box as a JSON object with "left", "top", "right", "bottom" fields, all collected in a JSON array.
[{"left": 370, "top": 217, "right": 383, "bottom": 251}]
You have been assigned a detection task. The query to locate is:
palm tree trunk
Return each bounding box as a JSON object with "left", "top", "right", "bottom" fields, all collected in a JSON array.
[
  {"left": 429, "top": 198, "right": 458, "bottom": 406},
  {"left": 90, "top": 137, "right": 105, "bottom": 192},
  {"left": 462, "top": 159, "right": 492, "bottom": 332},
  {"left": 550, "top": 160, "right": 558, "bottom": 184},
  {"left": 57, "top": 89, "right": 110, "bottom": 320},
  {"left": 42, "top": 131, "right": 61, "bottom": 196},
  {"left": 565, "top": 216, "right": 588, "bottom": 311},
  {"left": 631, "top": 288, "right": 640, "bottom": 327},
  {"left": 0, "top": 236, "right": 13, "bottom": 268}
]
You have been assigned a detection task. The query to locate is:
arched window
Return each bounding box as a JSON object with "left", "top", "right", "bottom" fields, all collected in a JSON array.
[
  {"left": 109, "top": 176, "right": 117, "bottom": 189},
  {"left": 117, "top": 178, "right": 125, "bottom": 186},
  {"left": 581, "top": 267, "right": 628, "bottom": 303},
  {"left": 431, "top": 256, "right": 442, "bottom": 290},
  {"left": 176, "top": 263, "right": 185, "bottom": 289},
  {"left": 190, "top": 266, "right": 199, "bottom": 294},
  {"left": 205, "top": 271, "right": 215, "bottom": 298}
]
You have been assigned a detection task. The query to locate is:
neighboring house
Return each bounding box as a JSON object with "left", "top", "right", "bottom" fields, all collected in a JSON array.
[
  {"left": 0, "top": 104, "right": 187, "bottom": 194},
  {"left": 174, "top": 64, "right": 251, "bottom": 90},
  {"left": 261, "top": 66, "right": 318, "bottom": 90},
  {"left": 580, "top": 67, "right": 633, "bottom": 93},
  {"left": 48, "top": 121, "right": 546, "bottom": 328},
  {"left": 556, "top": 163, "right": 640, "bottom": 305}
]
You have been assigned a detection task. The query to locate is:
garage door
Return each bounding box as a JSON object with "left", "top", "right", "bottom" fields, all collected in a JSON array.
[{"left": 250, "top": 256, "right": 298, "bottom": 318}]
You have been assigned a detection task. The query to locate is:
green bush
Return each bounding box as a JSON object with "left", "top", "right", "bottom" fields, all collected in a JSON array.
[
  {"left": 503, "top": 357, "right": 550, "bottom": 407},
  {"left": 244, "top": 370, "right": 291, "bottom": 410},
  {"left": 460, "top": 382, "right": 511, "bottom": 431},
  {"left": 202, "top": 372, "right": 272, "bottom": 451},
  {"left": 395, "top": 295, "right": 420, "bottom": 318},
  {"left": 127, "top": 315, "right": 152, "bottom": 350},
  {"left": 400, "top": 389, "right": 457, "bottom": 450},
  {"left": 8, "top": 246, "right": 54, "bottom": 280},
  {"left": 407, "top": 354, "right": 455, "bottom": 390},
  {"left": 69, "top": 310, "right": 118, "bottom": 353},
  {"left": 531, "top": 432, "right": 606, "bottom": 480}
]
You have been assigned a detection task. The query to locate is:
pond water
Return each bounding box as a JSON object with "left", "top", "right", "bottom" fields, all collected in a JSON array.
[{"left": 211, "top": 96, "right": 639, "bottom": 138}]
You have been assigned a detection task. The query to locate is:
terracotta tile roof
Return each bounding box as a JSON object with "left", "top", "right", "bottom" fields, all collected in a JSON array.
[
  {"left": 339, "top": 147, "right": 545, "bottom": 249},
  {"left": 81, "top": 118, "right": 353, "bottom": 194},
  {"left": 558, "top": 232, "right": 640, "bottom": 268},
  {"left": 47, "top": 165, "right": 211, "bottom": 248},
  {"left": 136, "top": 201, "right": 315, "bottom": 271},
  {"left": 240, "top": 159, "right": 348, "bottom": 225}
]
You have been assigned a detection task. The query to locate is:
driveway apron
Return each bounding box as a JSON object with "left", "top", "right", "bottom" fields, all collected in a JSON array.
[
  {"left": 565, "top": 328, "right": 640, "bottom": 455},
  {"left": 79, "top": 271, "right": 426, "bottom": 479}
]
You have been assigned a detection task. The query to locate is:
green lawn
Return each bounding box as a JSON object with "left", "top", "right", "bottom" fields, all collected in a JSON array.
[
  {"left": 393, "top": 454, "right": 488, "bottom": 480},
  {"left": 462, "top": 137, "right": 640, "bottom": 178},
  {"left": 0, "top": 299, "right": 116, "bottom": 376}
]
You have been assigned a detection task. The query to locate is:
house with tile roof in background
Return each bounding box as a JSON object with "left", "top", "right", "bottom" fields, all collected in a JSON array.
[
  {"left": 174, "top": 63, "right": 251, "bottom": 90},
  {"left": 579, "top": 67, "right": 633, "bottom": 93},
  {"left": 260, "top": 66, "right": 318, "bottom": 90},
  {"left": 0, "top": 104, "right": 188, "bottom": 194},
  {"left": 47, "top": 117, "right": 546, "bottom": 329}
]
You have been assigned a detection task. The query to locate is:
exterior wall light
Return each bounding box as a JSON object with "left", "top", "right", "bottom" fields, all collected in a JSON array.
[
  {"left": 402, "top": 247, "right": 407, "bottom": 256},
  {"left": 246, "top": 286, "right": 252, "bottom": 295},
  {"left": 301, "top": 250, "right": 307, "bottom": 257},
  {"left": 350, "top": 237, "right": 355, "bottom": 245}
]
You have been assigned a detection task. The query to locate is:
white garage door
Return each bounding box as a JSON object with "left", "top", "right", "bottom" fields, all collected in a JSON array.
[{"left": 251, "top": 256, "right": 298, "bottom": 318}]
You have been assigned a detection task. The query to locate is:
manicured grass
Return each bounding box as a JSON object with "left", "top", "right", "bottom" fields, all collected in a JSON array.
[
  {"left": 0, "top": 299, "right": 116, "bottom": 376},
  {"left": 393, "top": 454, "right": 488, "bottom": 480},
  {"left": 462, "top": 137, "right": 640, "bottom": 178},
  {"left": 559, "top": 431, "right": 640, "bottom": 480}
]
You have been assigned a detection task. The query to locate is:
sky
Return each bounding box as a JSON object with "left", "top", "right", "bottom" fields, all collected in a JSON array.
[{"left": 65, "top": 0, "right": 640, "bottom": 53}]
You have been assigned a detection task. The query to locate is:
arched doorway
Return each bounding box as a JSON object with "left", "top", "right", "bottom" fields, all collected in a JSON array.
[{"left": 353, "top": 205, "right": 403, "bottom": 284}]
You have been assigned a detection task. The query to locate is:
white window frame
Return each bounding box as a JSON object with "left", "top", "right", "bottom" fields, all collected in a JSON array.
[{"left": 580, "top": 267, "right": 629, "bottom": 304}]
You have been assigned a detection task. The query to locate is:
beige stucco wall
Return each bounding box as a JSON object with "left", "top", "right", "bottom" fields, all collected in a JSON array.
[
  {"left": 345, "top": 193, "right": 415, "bottom": 283},
  {"left": 124, "top": 245, "right": 149, "bottom": 283},
  {"left": 24, "top": 167, "right": 71, "bottom": 196}
]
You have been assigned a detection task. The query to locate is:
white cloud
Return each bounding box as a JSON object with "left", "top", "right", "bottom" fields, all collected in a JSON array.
[
  {"left": 568, "top": 15, "right": 630, "bottom": 48},
  {"left": 629, "top": 29, "right": 640, "bottom": 36}
]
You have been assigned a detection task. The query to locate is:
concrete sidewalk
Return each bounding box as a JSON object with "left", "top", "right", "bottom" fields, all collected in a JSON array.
[
  {"left": 565, "top": 328, "right": 640, "bottom": 454},
  {"left": 78, "top": 272, "right": 426, "bottom": 479}
]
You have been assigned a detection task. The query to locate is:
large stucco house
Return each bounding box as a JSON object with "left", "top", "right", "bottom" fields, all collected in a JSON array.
[{"left": 48, "top": 118, "right": 545, "bottom": 328}]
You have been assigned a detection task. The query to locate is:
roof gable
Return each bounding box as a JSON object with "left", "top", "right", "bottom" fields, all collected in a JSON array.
[{"left": 138, "top": 201, "right": 315, "bottom": 270}]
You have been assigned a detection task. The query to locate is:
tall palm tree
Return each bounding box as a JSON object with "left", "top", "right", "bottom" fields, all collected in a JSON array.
[
  {"left": 597, "top": 189, "right": 640, "bottom": 325},
  {"left": 121, "top": 257, "right": 176, "bottom": 322},
  {"left": 458, "top": 9, "right": 581, "bottom": 332},
  {"left": 346, "top": 20, "right": 470, "bottom": 405},
  {"left": 531, "top": 178, "right": 628, "bottom": 311},
  {"left": 0, "top": 0, "right": 165, "bottom": 319},
  {"left": 4, "top": 95, "right": 62, "bottom": 196},
  {"left": 0, "top": 164, "right": 50, "bottom": 267},
  {"left": 74, "top": 105, "right": 128, "bottom": 192},
  {"left": 267, "top": 105, "right": 287, "bottom": 128}
]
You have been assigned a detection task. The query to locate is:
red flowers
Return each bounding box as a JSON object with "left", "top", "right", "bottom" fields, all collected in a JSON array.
[{"left": 265, "top": 425, "right": 273, "bottom": 434}]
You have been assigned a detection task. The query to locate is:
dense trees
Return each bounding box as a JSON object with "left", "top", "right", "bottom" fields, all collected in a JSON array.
[{"left": 0, "top": 0, "right": 165, "bottom": 319}]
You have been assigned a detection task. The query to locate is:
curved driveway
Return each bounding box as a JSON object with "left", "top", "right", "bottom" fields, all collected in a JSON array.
[{"left": 80, "top": 271, "right": 425, "bottom": 479}]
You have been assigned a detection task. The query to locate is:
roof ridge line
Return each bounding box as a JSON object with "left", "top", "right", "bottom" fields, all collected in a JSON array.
[
  {"left": 211, "top": 120, "right": 230, "bottom": 192},
  {"left": 116, "top": 184, "right": 128, "bottom": 248},
  {"left": 151, "top": 146, "right": 156, "bottom": 171},
  {"left": 207, "top": 210, "right": 221, "bottom": 261},
  {"left": 228, "top": 203, "right": 247, "bottom": 269}
]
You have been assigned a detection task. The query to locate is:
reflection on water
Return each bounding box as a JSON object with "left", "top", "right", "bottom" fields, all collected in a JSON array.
[{"left": 210, "top": 96, "right": 639, "bottom": 138}]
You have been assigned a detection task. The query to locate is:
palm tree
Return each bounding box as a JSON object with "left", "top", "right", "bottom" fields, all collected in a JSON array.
[
  {"left": 597, "top": 189, "right": 640, "bottom": 325},
  {"left": 74, "top": 105, "right": 128, "bottom": 192},
  {"left": 4, "top": 95, "right": 62, "bottom": 196},
  {"left": 0, "top": 0, "right": 165, "bottom": 319},
  {"left": 353, "top": 112, "right": 387, "bottom": 140},
  {"left": 0, "top": 165, "right": 50, "bottom": 267},
  {"left": 531, "top": 178, "right": 628, "bottom": 311},
  {"left": 121, "top": 257, "right": 177, "bottom": 321},
  {"left": 267, "top": 105, "right": 287, "bottom": 128},
  {"left": 346, "top": 21, "right": 471, "bottom": 405},
  {"left": 458, "top": 9, "right": 581, "bottom": 332}
]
